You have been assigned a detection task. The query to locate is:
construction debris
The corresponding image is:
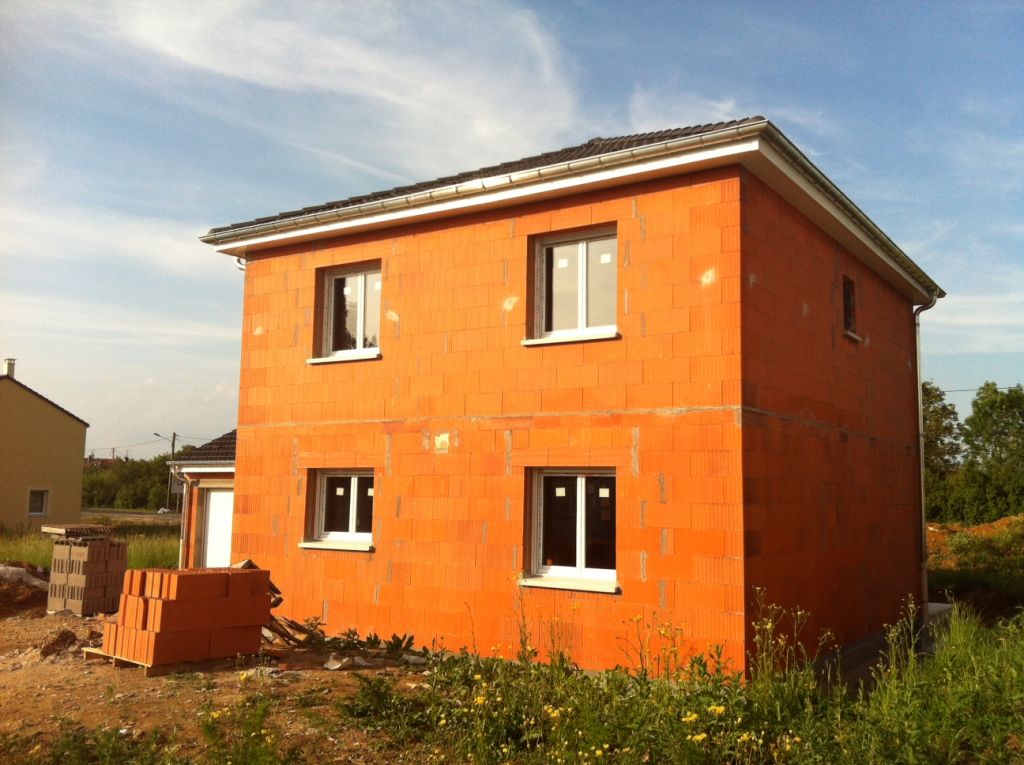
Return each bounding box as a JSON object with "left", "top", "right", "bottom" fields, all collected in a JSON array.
[
  {"left": 40, "top": 524, "right": 114, "bottom": 537},
  {"left": 39, "top": 629, "right": 78, "bottom": 658}
]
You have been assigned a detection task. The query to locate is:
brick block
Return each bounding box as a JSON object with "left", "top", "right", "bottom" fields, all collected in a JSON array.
[
  {"left": 208, "top": 626, "right": 262, "bottom": 660},
  {"left": 147, "top": 597, "right": 215, "bottom": 632},
  {"left": 168, "top": 570, "right": 229, "bottom": 600},
  {"left": 102, "top": 621, "right": 118, "bottom": 656},
  {"left": 149, "top": 629, "right": 212, "bottom": 666},
  {"left": 145, "top": 570, "right": 163, "bottom": 599},
  {"left": 215, "top": 593, "right": 272, "bottom": 628},
  {"left": 226, "top": 569, "right": 270, "bottom": 598},
  {"left": 46, "top": 582, "right": 66, "bottom": 611}
]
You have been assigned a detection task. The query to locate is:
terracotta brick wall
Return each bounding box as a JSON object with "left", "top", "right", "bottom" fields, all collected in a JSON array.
[
  {"left": 739, "top": 172, "right": 921, "bottom": 648},
  {"left": 234, "top": 168, "right": 749, "bottom": 669}
]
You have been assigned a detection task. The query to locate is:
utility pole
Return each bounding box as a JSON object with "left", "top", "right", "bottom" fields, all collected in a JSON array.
[{"left": 154, "top": 432, "right": 177, "bottom": 511}]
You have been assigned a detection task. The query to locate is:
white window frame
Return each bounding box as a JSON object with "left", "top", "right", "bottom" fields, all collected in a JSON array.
[
  {"left": 27, "top": 488, "right": 49, "bottom": 517},
  {"left": 526, "top": 469, "right": 617, "bottom": 590},
  {"left": 309, "top": 264, "right": 382, "bottom": 364},
  {"left": 301, "top": 470, "right": 375, "bottom": 552},
  {"left": 524, "top": 228, "right": 618, "bottom": 346}
]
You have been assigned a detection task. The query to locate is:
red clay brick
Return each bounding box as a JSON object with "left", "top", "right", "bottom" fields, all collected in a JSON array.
[{"left": 208, "top": 626, "right": 262, "bottom": 660}]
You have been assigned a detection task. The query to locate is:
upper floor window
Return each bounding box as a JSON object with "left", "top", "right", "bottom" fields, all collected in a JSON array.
[
  {"left": 842, "top": 276, "right": 859, "bottom": 340},
  {"left": 28, "top": 489, "right": 48, "bottom": 516},
  {"left": 313, "top": 264, "right": 382, "bottom": 363},
  {"left": 527, "top": 229, "right": 617, "bottom": 344}
]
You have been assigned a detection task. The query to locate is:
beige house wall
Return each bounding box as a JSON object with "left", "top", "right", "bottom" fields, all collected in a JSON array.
[{"left": 0, "top": 379, "right": 87, "bottom": 531}]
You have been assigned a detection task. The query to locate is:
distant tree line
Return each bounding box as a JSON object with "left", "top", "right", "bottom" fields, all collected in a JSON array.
[
  {"left": 923, "top": 380, "right": 1024, "bottom": 524},
  {"left": 82, "top": 446, "right": 195, "bottom": 510}
]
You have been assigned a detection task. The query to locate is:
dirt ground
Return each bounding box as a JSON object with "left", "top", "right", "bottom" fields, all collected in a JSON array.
[
  {"left": 0, "top": 597, "right": 429, "bottom": 761},
  {"left": 1, "top": 517, "right": 1018, "bottom": 758}
]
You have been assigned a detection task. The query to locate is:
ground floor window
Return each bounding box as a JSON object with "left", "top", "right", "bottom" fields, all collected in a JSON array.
[
  {"left": 315, "top": 471, "right": 374, "bottom": 543},
  {"left": 27, "top": 489, "right": 48, "bottom": 516},
  {"left": 531, "top": 470, "right": 616, "bottom": 581}
]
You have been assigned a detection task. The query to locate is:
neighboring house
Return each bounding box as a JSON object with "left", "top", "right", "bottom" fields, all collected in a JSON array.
[
  {"left": 0, "top": 359, "right": 88, "bottom": 531},
  {"left": 170, "top": 430, "right": 236, "bottom": 568},
  {"left": 199, "top": 117, "right": 944, "bottom": 670}
]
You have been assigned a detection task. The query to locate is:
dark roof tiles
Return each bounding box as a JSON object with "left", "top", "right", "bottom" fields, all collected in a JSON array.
[
  {"left": 173, "top": 429, "right": 236, "bottom": 464},
  {"left": 208, "top": 117, "right": 765, "bottom": 236}
]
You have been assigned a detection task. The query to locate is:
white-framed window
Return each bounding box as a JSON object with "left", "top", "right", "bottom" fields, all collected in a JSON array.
[
  {"left": 27, "top": 489, "right": 48, "bottom": 517},
  {"left": 313, "top": 264, "right": 382, "bottom": 362},
  {"left": 527, "top": 229, "right": 617, "bottom": 344},
  {"left": 530, "top": 470, "right": 616, "bottom": 583},
  {"left": 314, "top": 471, "right": 375, "bottom": 544}
]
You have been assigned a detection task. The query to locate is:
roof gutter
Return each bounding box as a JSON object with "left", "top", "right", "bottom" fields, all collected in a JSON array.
[
  {"left": 758, "top": 124, "right": 945, "bottom": 299},
  {"left": 200, "top": 120, "right": 768, "bottom": 247},
  {"left": 201, "top": 119, "right": 943, "bottom": 301}
]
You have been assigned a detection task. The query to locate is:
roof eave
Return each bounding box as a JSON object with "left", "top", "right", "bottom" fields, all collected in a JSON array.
[
  {"left": 200, "top": 119, "right": 770, "bottom": 250},
  {"left": 202, "top": 119, "right": 943, "bottom": 304}
]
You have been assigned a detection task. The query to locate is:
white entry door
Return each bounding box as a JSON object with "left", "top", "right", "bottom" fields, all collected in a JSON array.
[{"left": 203, "top": 489, "right": 234, "bottom": 567}]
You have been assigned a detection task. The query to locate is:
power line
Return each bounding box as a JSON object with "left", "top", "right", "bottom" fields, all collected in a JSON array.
[
  {"left": 941, "top": 386, "right": 1017, "bottom": 393},
  {"left": 87, "top": 438, "right": 164, "bottom": 451}
]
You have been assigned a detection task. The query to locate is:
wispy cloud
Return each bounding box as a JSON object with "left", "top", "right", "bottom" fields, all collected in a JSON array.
[
  {"left": 0, "top": 202, "right": 237, "bottom": 278},
  {"left": 948, "top": 131, "right": 1024, "bottom": 193},
  {"left": 0, "top": 291, "right": 238, "bottom": 348},
  {"left": 27, "top": 0, "right": 580, "bottom": 181},
  {"left": 627, "top": 85, "right": 834, "bottom": 137},
  {"left": 924, "top": 294, "right": 1024, "bottom": 355}
]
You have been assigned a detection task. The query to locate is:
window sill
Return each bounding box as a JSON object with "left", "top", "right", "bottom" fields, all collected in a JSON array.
[
  {"left": 307, "top": 348, "right": 381, "bottom": 365},
  {"left": 298, "top": 540, "right": 375, "bottom": 553},
  {"left": 521, "top": 327, "right": 620, "bottom": 347},
  {"left": 843, "top": 330, "right": 862, "bottom": 343},
  {"left": 518, "top": 576, "right": 621, "bottom": 595}
]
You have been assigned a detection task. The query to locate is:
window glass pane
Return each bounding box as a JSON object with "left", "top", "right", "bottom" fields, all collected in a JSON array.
[
  {"left": 584, "top": 476, "right": 616, "bottom": 570},
  {"left": 331, "top": 276, "right": 358, "bottom": 351},
  {"left": 323, "top": 476, "right": 351, "bottom": 533},
  {"left": 843, "top": 277, "right": 856, "bottom": 333},
  {"left": 363, "top": 271, "right": 381, "bottom": 348},
  {"left": 28, "top": 490, "right": 46, "bottom": 515},
  {"left": 355, "top": 476, "right": 374, "bottom": 534},
  {"left": 545, "top": 243, "right": 579, "bottom": 332},
  {"left": 586, "top": 238, "right": 616, "bottom": 327},
  {"left": 541, "top": 475, "right": 577, "bottom": 567}
]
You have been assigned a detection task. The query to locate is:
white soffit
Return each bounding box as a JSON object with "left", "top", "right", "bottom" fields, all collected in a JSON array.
[
  {"left": 210, "top": 139, "right": 760, "bottom": 256},
  {"left": 209, "top": 126, "right": 940, "bottom": 302}
]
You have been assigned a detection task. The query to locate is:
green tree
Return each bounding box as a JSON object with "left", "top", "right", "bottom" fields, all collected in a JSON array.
[
  {"left": 922, "top": 381, "right": 963, "bottom": 521},
  {"left": 955, "top": 382, "right": 1024, "bottom": 523}
]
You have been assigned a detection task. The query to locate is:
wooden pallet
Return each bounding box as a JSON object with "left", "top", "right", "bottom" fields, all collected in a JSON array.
[{"left": 81, "top": 646, "right": 257, "bottom": 678}]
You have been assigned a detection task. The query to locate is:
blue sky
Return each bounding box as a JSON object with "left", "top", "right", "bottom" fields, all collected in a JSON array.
[{"left": 1, "top": 1, "right": 1021, "bottom": 458}]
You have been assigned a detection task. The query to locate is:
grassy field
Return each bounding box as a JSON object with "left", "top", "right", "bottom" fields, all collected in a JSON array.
[
  {"left": 2, "top": 516, "right": 1022, "bottom": 763},
  {"left": 0, "top": 523, "right": 179, "bottom": 570},
  {"left": 3, "top": 604, "right": 1021, "bottom": 765}
]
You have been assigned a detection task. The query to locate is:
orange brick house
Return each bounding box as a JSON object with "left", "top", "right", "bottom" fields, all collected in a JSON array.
[{"left": 199, "top": 117, "right": 943, "bottom": 670}]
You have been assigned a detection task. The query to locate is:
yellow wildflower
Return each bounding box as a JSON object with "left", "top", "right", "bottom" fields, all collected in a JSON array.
[
  {"left": 682, "top": 712, "right": 698, "bottom": 723},
  {"left": 707, "top": 704, "right": 726, "bottom": 716},
  {"left": 474, "top": 695, "right": 485, "bottom": 706},
  {"left": 687, "top": 733, "right": 708, "bottom": 743}
]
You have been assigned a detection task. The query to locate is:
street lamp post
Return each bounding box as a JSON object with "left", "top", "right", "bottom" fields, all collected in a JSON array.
[{"left": 154, "top": 432, "right": 177, "bottom": 511}]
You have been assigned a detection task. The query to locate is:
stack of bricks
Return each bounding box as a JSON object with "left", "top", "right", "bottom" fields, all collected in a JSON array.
[
  {"left": 48, "top": 538, "right": 127, "bottom": 615},
  {"left": 102, "top": 568, "right": 271, "bottom": 667}
]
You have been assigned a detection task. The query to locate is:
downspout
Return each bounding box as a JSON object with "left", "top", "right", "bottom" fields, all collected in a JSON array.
[
  {"left": 173, "top": 467, "right": 189, "bottom": 569},
  {"left": 913, "top": 293, "right": 938, "bottom": 609}
]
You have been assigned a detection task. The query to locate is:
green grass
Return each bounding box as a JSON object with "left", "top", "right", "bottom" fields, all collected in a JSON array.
[
  {"left": 0, "top": 529, "right": 179, "bottom": 570},
  {"left": 2, "top": 605, "right": 1022, "bottom": 763}
]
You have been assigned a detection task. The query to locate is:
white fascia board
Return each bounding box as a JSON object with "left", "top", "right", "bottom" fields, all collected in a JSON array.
[
  {"left": 210, "top": 139, "right": 761, "bottom": 256},
  {"left": 743, "top": 143, "right": 936, "bottom": 304},
  {"left": 177, "top": 465, "right": 235, "bottom": 474}
]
